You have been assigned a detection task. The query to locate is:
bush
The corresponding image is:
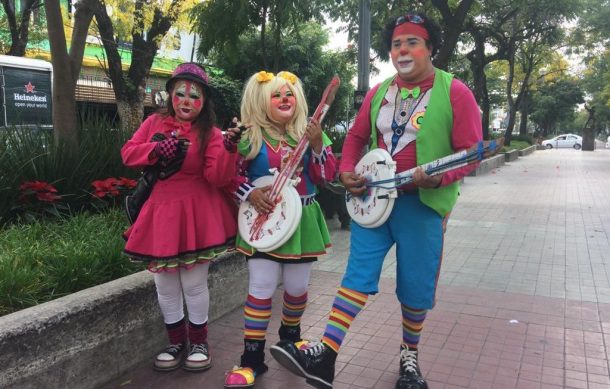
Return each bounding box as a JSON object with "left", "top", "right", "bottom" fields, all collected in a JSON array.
[
  {"left": 0, "top": 209, "right": 139, "bottom": 316},
  {"left": 0, "top": 117, "right": 137, "bottom": 225}
]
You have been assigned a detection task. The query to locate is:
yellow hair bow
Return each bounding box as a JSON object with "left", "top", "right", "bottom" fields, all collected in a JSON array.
[
  {"left": 277, "top": 71, "right": 297, "bottom": 85},
  {"left": 256, "top": 71, "right": 275, "bottom": 83}
]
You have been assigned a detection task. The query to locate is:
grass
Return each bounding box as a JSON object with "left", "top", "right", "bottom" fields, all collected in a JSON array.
[{"left": 0, "top": 208, "right": 140, "bottom": 316}]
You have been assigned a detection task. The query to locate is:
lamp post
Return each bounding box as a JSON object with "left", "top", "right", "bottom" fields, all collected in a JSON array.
[{"left": 355, "top": 0, "right": 370, "bottom": 111}]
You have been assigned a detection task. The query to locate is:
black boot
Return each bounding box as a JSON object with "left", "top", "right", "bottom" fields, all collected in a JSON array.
[
  {"left": 270, "top": 340, "right": 336, "bottom": 389},
  {"left": 395, "top": 345, "right": 428, "bottom": 389},
  {"left": 278, "top": 324, "right": 302, "bottom": 342},
  {"left": 241, "top": 339, "right": 268, "bottom": 376}
]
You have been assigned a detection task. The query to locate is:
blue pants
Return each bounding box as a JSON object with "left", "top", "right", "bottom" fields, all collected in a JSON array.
[{"left": 341, "top": 194, "right": 444, "bottom": 309}]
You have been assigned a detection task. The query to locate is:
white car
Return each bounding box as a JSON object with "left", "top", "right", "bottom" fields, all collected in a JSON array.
[{"left": 542, "top": 134, "right": 582, "bottom": 150}]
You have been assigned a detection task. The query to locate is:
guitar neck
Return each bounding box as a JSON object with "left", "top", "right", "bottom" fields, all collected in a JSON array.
[{"left": 392, "top": 140, "right": 498, "bottom": 187}]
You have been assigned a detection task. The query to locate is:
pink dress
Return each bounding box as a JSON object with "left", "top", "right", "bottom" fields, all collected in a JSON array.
[{"left": 121, "top": 114, "right": 238, "bottom": 272}]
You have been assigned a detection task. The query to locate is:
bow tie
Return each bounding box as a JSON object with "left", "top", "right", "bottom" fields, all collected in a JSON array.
[{"left": 400, "top": 86, "right": 421, "bottom": 99}]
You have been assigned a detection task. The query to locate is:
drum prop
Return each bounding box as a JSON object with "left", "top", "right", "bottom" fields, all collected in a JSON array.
[
  {"left": 238, "top": 75, "right": 341, "bottom": 252},
  {"left": 347, "top": 138, "right": 504, "bottom": 228}
]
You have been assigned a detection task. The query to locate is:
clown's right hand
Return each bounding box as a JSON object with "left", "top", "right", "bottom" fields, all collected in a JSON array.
[
  {"left": 339, "top": 172, "right": 367, "bottom": 196},
  {"left": 248, "top": 185, "right": 275, "bottom": 214}
]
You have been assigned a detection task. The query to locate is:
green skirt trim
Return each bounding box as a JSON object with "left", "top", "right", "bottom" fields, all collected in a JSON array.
[
  {"left": 236, "top": 201, "right": 331, "bottom": 259},
  {"left": 135, "top": 245, "right": 233, "bottom": 273}
]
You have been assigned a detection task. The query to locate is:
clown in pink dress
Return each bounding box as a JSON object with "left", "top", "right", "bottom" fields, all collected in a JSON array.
[{"left": 121, "top": 63, "right": 241, "bottom": 372}]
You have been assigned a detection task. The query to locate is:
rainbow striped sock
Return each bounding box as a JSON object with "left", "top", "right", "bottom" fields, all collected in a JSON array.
[
  {"left": 281, "top": 291, "right": 307, "bottom": 327},
  {"left": 244, "top": 295, "right": 272, "bottom": 341},
  {"left": 401, "top": 304, "right": 427, "bottom": 349},
  {"left": 321, "top": 287, "right": 368, "bottom": 353}
]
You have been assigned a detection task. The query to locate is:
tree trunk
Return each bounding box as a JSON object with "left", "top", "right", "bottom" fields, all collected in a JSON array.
[
  {"left": 117, "top": 99, "right": 145, "bottom": 133},
  {"left": 467, "top": 31, "right": 491, "bottom": 140},
  {"left": 430, "top": 0, "right": 475, "bottom": 70},
  {"left": 44, "top": 0, "right": 96, "bottom": 153},
  {"left": 45, "top": 0, "right": 78, "bottom": 152},
  {"left": 260, "top": 5, "right": 268, "bottom": 69},
  {"left": 94, "top": 0, "right": 182, "bottom": 130},
  {"left": 519, "top": 92, "right": 528, "bottom": 136},
  {"left": 3, "top": 0, "right": 37, "bottom": 56},
  {"left": 582, "top": 105, "right": 596, "bottom": 151}
]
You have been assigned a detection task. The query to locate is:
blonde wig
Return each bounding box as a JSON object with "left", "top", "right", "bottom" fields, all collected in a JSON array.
[{"left": 240, "top": 71, "right": 308, "bottom": 160}]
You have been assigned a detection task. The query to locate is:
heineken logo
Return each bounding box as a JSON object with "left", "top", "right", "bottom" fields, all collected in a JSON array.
[
  {"left": 24, "top": 81, "right": 35, "bottom": 93},
  {"left": 13, "top": 93, "right": 47, "bottom": 102}
]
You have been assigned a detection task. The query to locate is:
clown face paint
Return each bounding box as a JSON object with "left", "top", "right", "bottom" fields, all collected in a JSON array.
[
  {"left": 390, "top": 34, "right": 433, "bottom": 83},
  {"left": 269, "top": 85, "right": 296, "bottom": 130},
  {"left": 171, "top": 80, "right": 205, "bottom": 122}
]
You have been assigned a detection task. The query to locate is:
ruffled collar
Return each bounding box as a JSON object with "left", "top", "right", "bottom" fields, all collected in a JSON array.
[
  {"left": 262, "top": 129, "right": 297, "bottom": 148},
  {"left": 161, "top": 115, "right": 193, "bottom": 135}
]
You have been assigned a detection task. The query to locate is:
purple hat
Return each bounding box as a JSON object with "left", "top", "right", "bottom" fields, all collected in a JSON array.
[{"left": 166, "top": 62, "right": 210, "bottom": 93}]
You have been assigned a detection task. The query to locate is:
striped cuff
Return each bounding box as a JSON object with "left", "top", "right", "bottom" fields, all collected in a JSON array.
[
  {"left": 311, "top": 147, "right": 328, "bottom": 164},
  {"left": 236, "top": 182, "right": 255, "bottom": 202}
]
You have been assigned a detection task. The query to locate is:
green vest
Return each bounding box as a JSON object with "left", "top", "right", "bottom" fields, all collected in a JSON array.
[{"left": 369, "top": 68, "right": 458, "bottom": 216}]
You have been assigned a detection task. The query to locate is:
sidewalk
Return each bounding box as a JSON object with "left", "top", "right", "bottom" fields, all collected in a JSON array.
[{"left": 104, "top": 149, "right": 610, "bottom": 389}]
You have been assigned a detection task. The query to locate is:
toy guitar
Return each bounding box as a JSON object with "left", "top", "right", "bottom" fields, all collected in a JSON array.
[{"left": 347, "top": 138, "right": 504, "bottom": 228}]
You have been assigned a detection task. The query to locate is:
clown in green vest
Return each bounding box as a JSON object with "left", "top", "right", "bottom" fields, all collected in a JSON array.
[{"left": 270, "top": 11, "right": 483, "bottom": 389}]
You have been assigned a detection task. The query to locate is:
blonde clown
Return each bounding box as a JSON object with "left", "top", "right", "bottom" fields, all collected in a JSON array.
[
  {"left": 240, "top": 71, "right": 308, "bottom": 160},
  {"left": 225, "top": 70, "right": 337, "bottom": 389}
]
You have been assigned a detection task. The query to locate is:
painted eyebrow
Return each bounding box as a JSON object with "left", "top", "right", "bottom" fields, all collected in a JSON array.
[{"left": 392, "top": 37, "right": 422, "bottom": 45}]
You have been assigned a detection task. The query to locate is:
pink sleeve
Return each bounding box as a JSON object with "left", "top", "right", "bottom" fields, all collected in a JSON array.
[
  {"left": 308, "top": 145, "right": 338, "bottom": 184},
  {"left": 338, "top": 84, "right": 381, "bottom": 174},
  {"left": 203, "top": 128, "right": 239, "bottom": 187},
  {"left": 438, "top": 79, "right": 483, "bottom": 186},
  {"left": 120, "top": 115, "right": 159, "bottom": 168}
]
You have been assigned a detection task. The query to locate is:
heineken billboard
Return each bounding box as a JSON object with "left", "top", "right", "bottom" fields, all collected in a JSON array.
[{"left": 1, "top": 66, "right": 53, "bottom": 128}]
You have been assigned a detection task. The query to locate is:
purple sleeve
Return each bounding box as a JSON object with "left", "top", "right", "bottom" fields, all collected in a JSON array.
[
  {"left": 120, "top": 115, "right": 160, "bottom": 168},
  {"left": 338, "top": 84, "right": 382, "bottom": 174},
  {"left": 438, "top": 79, "right": 483, "bottom": 186}
]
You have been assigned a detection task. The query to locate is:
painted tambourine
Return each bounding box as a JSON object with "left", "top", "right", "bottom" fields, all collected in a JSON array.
[
  {"left": 238, "top": 174, "right": 302, "bottom": 252},
  {"left": 346, "top": 148, "right": 397, "bottom": 228}
]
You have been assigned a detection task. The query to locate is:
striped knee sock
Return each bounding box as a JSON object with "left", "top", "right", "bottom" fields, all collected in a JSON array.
[
  {"left": 281, "top": 291, "right": 307, "bottom": 327},
  {"left": 321, "top": 287, "right": 368, "bottom": 353},
  {"left": 244, "top": 295, "right": 272, "bottom": 341},
  {"left": 401, "top": 304, "right": 427, "bottom": 349}
]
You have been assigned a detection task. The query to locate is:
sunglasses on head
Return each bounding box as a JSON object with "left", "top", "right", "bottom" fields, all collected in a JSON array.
[{"left": 395, "top": 14, "right": 424, "bottom": 26}]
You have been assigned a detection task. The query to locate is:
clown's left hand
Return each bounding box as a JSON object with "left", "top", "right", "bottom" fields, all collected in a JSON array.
[
  {"left": 306, "top": 118, "right": 323, "bottom": 154},
  {"left": 413, "top": 167, "right": 443, "bottom": 189}
]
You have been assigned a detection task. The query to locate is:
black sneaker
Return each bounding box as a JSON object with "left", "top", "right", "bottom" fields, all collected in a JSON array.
[
  {"left": 183, "top": 343, "right": 212, "bottom": 371},
  {"left": 154, "top": 343, "right": 184, "bottom": 371},
  {"left": 395, "top": 345, "right": 428, "bottom": 389},
  {"left": 270, "top": 340, "right": 336, "bottom": 389},
  {"left": 278, "top": 324, "right": 302, "bottom": 342}
]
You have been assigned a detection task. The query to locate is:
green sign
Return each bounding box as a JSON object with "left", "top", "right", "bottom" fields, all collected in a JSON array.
[{"left": 1, "top": 66, "right": 52, "bottom": 128}]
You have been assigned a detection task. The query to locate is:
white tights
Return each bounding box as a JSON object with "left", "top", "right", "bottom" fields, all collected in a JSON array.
[
  {"left": 153, "top": 263, "right": 210, "bottom": 325},
  {"left": 248, "top": 258, "right": 313, "bottom": 299}
]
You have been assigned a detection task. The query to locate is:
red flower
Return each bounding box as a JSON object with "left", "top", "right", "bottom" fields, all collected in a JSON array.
[
  {"left": 36, "top": 191, "right": 61, "bottom": 202},
  {"left": 19, "top": 181, "right": 61, "bottom": 203},
  {"left": 91, "top": 177, "right": 135, "bottom": 198},
  {"left": 91, "top": 178, "right": 121, "bottom": 198},
  {"left": 117, "top": 177, "right": 137, "bottom": 189}
]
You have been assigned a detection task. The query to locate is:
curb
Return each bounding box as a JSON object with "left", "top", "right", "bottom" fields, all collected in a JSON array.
[{"left": 0, "top": 251, "right": 247, "bottom": 389}]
